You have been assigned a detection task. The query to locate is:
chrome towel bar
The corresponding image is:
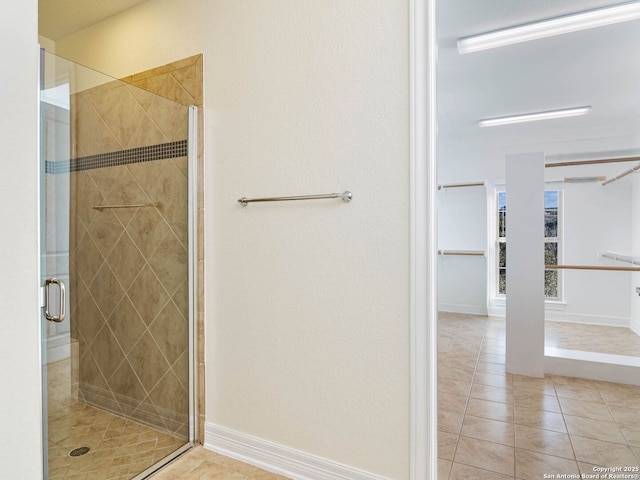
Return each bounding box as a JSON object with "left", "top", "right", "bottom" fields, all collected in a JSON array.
[
  {"left": 438, "top": 250, "right": 486, "bottom": 256},
  {"left": 238, "top": 191, "right": 352, "bottom": 207},
  {"left": 437, "top": 182, "right": 485, "bottom": 190}
]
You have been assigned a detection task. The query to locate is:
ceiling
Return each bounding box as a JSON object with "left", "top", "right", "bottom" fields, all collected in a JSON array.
[
  {"left": 39, "top": 0, "right": 149, "bottom": 40},
  {"left": 436, "top": 0, "right": 640, "bottom": 156},
  {"left": 39, "top": 0, "right": 640, "bottom": 161}
]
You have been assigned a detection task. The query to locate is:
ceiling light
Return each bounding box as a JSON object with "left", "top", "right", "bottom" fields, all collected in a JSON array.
[
  {"left": 479, "top": 106, "right": 591, "bottom": 127},
  {"left": 458, "top": 1, "right": 640, "bottom": 54}
]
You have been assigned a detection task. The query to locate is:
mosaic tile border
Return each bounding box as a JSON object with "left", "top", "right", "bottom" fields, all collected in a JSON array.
[{"left": 45, "top": 139, "right": 188, "bottom": 174}]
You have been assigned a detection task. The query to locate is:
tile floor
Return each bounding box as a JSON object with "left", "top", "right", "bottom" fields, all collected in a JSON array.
[
  {"left": 47, "top": 313, "right": 640, "bottom": 480},
  {"left": 546, "top": 320, "right": 640, "bottom": 357},
  {"left": 47, "top": 358, "right": 290, "bottom": 480},
  {"left": 438, "top": 312, "right": 640, "bottom": 479},
  {"left": 47, "top": 358, "right": 184, "bottom": 480},
  {"left": 150, "top": 446, "right": 291, "bottom": 480}
]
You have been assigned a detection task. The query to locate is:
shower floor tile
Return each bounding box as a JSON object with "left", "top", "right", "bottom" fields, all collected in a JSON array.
[
  {"left": 47, "top": 359, "right": 290, "bottom": 480},
  {"left": 47, "top": 358, "right": 185, "bottom": 480},
  {"left": 48, "top": 401, "right": 184, "bottom": 480}
]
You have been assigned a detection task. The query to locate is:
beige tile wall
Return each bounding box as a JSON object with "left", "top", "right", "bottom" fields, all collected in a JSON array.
[{"left": 69, "top": 55, "right": 203, "bottom": 440}]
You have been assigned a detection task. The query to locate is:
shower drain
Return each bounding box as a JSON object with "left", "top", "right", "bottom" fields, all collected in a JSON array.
[{"left": 69, "top": 446, "right": 90, "bottom": 457}]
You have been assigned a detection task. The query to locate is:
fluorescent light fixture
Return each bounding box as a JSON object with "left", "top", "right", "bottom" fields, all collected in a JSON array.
[
  {"left": 458, "top": 1, "right": 640, "bottom": 54},
  {"left": 479, "top": 106, "right": 591, "bottom": 127}
]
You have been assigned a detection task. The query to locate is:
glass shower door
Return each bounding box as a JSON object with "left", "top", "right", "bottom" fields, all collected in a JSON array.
[{"left": 40, "top": 51, "right": 194, "bottom": 480}]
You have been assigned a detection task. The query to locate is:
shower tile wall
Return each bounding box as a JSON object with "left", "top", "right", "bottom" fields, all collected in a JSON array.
[
  {"left": 69, "top": 56, "right": 202, "bottom": 439},
  {"left": 125, "top": 55, "right": 206, "bottom": 443}
]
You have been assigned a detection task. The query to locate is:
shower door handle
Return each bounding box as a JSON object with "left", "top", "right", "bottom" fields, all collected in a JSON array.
[{"left": 44, "top": 278, "right": 66, "bottom": 323}]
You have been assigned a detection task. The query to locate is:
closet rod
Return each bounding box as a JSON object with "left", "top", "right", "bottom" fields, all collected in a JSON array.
[
  {"left": 438, "top": 182, "right": 485, "bottom": 190},
  {"left": 545, "top": 156, "right": 640, "bottom": 168},
  {"left": 545, "top": 265, "right": 640, "bottom": 272},
  {"left": 601, "top": 252, "right": 640, "bottom": 266},
  {"left": 602, "top": 163, "right": 640, "bottom": 186},
  {"left": 438, "top": 250, "right": 485, "bottom": 256}
]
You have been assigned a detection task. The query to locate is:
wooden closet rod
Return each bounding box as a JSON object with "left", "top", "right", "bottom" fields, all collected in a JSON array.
[
  {"left": 545, "top": 156, "right": 640, "bottom": 168},
  {"left": 545, "top": 265, "right": 640, "bottom": 272}
]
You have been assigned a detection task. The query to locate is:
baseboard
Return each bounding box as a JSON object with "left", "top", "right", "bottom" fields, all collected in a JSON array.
[
  {"left": 487, "top": 305, "right": 629, "bottom": 328},
  {"left": 545, "top": 311, "right": 629, "bottom": 328},
  {"left": 438, "top": 303, "right": 487, "bottom": 316},
  {"left": 204, "top": 423, "right": 391, "bottom": 480},
  {"left": 545, "top": 347, "right": 640, "bottom": 386}
]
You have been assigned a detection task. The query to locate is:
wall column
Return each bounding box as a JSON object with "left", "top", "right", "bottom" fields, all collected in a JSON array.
[
  {"left": 631, "top": 176, "right": 640, "bottom": 335},
  {"left": 505, "top": 152, "right": 545, "bottom": 377}
]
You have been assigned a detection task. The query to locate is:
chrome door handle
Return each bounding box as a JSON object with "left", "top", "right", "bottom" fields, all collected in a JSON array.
[{"left": 44, "top": 278, "right": 66, "bottom": 323}]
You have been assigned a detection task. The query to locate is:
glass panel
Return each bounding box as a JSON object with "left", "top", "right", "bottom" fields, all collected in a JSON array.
[
  {"left": 544, "top": 191, "right": 558, "bottom": 238},
  {"left": 544, "top": 242, "right": 558, "bottom": 265},
  {"left": 499, "top": 242, "right": 506, "bottom": 268},
  {"left": 544, "top": 270, "right": 558, "bottom": 298},
  {"left": 40, "top": 51, "right": 191, "bottom": 479},
  {"left": 498, "top": 191, "right": 506, "bottom": 237},
  {"left": 498, "top": 268, "right": 506, "bottom": 295}
]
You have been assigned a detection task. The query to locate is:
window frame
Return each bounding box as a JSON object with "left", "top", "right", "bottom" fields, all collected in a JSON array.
[{"left": 493, "top": 186, "right": 563, "bottom": 301}]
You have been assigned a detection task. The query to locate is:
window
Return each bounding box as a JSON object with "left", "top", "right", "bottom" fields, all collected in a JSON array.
[{"left": 497, "top": 190, "right": 561, "bottom": 299}]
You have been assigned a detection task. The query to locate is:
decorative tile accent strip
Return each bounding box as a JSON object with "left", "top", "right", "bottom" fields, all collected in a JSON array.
[{"left": 45, "top": 139, "right": 188, "bottom": 174}]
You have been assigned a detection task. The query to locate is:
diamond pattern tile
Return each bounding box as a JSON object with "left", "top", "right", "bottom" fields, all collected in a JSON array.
[
  {"left": 48, "top": 358, "right": 185, "bottom": 480},
  {"left": 69, "top": 57, "right": 196, "bottom": 440}
]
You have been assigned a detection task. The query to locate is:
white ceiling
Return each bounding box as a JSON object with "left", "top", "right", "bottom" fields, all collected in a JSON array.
[
  {"left": 437, "top": 0, "right": 640, "bottom": 155},
  {"left": 39, "top": 0, "right": 640, "bottom": 161},
  {"left": 39, "top": 0, "right": 149, "bottom": 40}
]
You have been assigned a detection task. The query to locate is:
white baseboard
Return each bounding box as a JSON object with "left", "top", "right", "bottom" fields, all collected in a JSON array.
[
  {"left": 204, "top": 423, "right": 391, "bottom": 480},
  {"left": 487, "top": 304, "right": 629, "bottom": 328},
  {"left": 545, "top": 347, "right": 640, "bottom": 386},
  {"left": 545, "top": 311, "right": 629, "bottom": 328},
  {"left": 438, "top": 303, "right": 487, "bottom": 316}
]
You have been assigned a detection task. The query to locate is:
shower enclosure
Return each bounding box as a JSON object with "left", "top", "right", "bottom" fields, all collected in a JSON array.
[{"left": 40, "top": 51, "right": 197, "bottom": 479}]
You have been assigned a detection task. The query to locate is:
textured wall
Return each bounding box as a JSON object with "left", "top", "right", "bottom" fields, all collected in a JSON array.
[
  {"left": 70, "top": 62, "right": 194, "bottom": 436},
  {"left": 56, "top": 1, "right": 411, "bottom": 477}
]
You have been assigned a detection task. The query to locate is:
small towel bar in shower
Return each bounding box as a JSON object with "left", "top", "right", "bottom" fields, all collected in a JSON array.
[
  {"left": 238, "top": 191, "right": 352, "bottom": 206},
  {"left": 91, "top": 203, "right": 159, "bottom": 211}
]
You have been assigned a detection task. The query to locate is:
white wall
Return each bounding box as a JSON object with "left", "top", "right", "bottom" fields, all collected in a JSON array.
[
  {"left": 437, "top": 185, "right": 487, "bottom": 314},
  {"left": 631, "top": 176, "right": 640, "bottom": 335},
  {"left": 56, "top": 1, "right": 411, "bottom": 477},
  {"left": 438, "top": 139, "right": 636, "bottom": 327},
  {"left": 505, "top": 152, "right": 545, "bottom": 377},
  {"left": 0, "top": 0, "right": 43, "bottom": 477},
  {"left": 559, "top": 181, "right": 631, "bottom": 326}
]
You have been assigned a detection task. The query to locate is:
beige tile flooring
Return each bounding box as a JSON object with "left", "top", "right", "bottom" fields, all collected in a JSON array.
[
  {"left": 47, "top": 357, "right": 290, "bottom": 480},
  {"left": 438, "top": 312, "right": 640, "bottom": 479},
  {"left": 546, "top": 320, "right": 640, "bottom": 357},
  {"left": 47, "top": 358, "right": 184, "bottom": 480},
  {"left": 150, "top": 446, "right": 291, "bottom": 480},
  {"left": 48, "top": 313, "right": 640, "bottom": 480}
]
